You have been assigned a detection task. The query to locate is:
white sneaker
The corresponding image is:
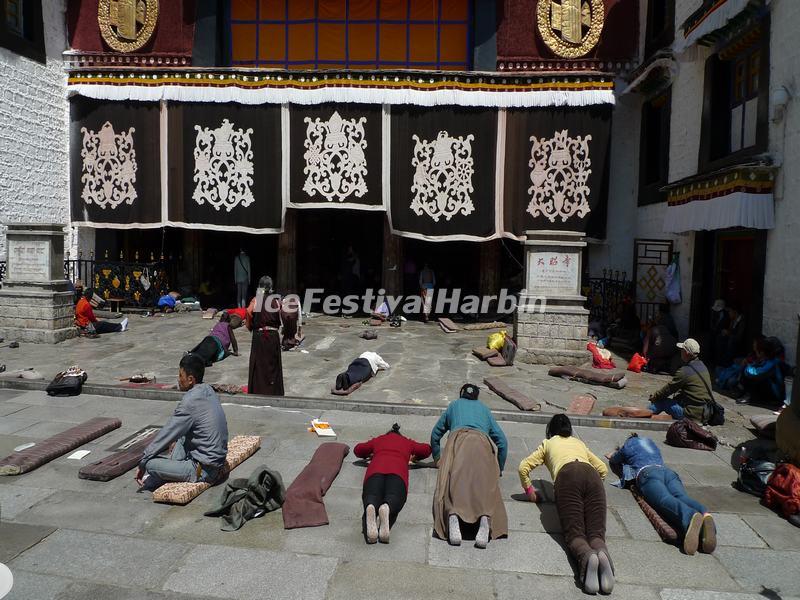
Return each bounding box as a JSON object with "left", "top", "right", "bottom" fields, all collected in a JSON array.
[{"left": 120, "top": 318, "right": 129, "bottom": 332}]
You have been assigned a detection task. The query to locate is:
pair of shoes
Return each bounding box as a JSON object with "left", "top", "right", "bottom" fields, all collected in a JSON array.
[
  {"left": 378, "top": 504, "right": 390, "bottom": 544},
  {"left": 448, "top": 514, "right": 462, "bottom": 546},
  {"left": 475, "top": 516, "right": 490, "bottom": 549},
  {"left": 120, "top": 317, "right": 129, "bottom": 332},
  {"left": 597, "top": 549, "right": 615, "bottom": 594},
  {"left": 365, "top": 504, "right": 378, "bottom": 544},
  {"left": 700, "top": 513, "right": 717, "bottom": 553},
  {"left": 683, "top": 512, "right": 704, "bottom": 555}
]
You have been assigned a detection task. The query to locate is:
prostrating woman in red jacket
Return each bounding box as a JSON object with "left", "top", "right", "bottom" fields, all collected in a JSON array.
[{"left": 353, "top": 423, "right": 432, "bottom": 544}]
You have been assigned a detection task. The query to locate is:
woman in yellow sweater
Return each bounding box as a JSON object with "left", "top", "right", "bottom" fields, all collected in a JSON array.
[{"left": 519, "top": 414, "right": 613, "bottom": 595}]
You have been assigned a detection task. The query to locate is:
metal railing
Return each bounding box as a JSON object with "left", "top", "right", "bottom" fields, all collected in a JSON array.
[{"left": 584, "top": 269, "right": 635, "bottom": 325}]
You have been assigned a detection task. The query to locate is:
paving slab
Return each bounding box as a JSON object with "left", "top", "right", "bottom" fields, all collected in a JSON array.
[
  {"left": 427, "top": 530, "right": 575, "bottom": 576},
  {"left": 0, "top": 484, "right": 56, "bottom": 519},
  {"left": 2, "top": 569, "right": 71, "bottom": 600},
  {"left": 661, "top": 590, "right": 800, "bottom": 600},
  {"left": 710, "top": 513, "right": 767, "bottom": 548},
  {"left": 11, "top": 489, "right": 169, "bottom": 536},
  {"left": 326, "top": 560, "right": 495, "bottom": 600},
  {"left": 49, "top": 581, "right": 220, "bottom": 600},
  {"left": 493, "top": 572, "right": 662, "bottom": 600},
  {"left": 162, "top": 545, "right": 338, "bottom": 600},
  {"left": 610, "top": 538, "right": 740, "bottom": 590},
  {"left": 614, "top": 500, "right": 666, "bottom": 542},
  {"left": 0, "top": 402, "right": 28, "bottom": 417},
  {"left": 685, "top": 486, "right": 775, "bottom": 516},
  {"left": 715, "top": 546, "right": 800, "bottom": 593},
  {"left": 0, "top": 522, "right": 56, "bottom": 562},
  {"left": 10, "top": 529, "right": 190, "bottom": 588},
  {"left": 741, "top": 514, "right": 800, "bottom": 550}
]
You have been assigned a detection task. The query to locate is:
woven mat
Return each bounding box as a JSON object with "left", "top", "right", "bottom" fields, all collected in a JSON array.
[
  {"left": 567, "top": 394, "right": 596, "bottom": 415},
  {"left": 152, "top": 435, "right": 261, "bottom": 505}
]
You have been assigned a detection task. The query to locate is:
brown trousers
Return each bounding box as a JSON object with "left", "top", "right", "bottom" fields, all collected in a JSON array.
[{"left": 554, "top": 461, "right": 607, "bottom": 564}]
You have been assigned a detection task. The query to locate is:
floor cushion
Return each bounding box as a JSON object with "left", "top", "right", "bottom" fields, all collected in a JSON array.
[
  {"left": 78, "top": 432, "right": 158, "bottom": 481},
  {"left": 487, "top": 355, "right": 508, "bottom": 367},
  {"left": 602, "top": 406, "right": 654, "bottom": 419},
  {"left": 152, "top": 435, "right": 261, "bottom": 505},
  {"left": 473, "top": 347, "right": 499, "bottom": 361},
  {"left": 631, "top": 485, "right": 679, "bottom": 543},
  {"left": 567, "top": 394, "right": 596, "bottom": 415},
  {"left": 484, "top": 377, "right": 540, "bottom": 411},
  {"left": 438, "top": 318, "right": 458, "bottom": 333},
  {"left": 0, "top": 417, "right": 122, "bottom": 476}
]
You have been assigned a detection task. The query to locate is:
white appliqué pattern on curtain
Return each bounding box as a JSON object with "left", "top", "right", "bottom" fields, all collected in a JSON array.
[
  {"left": 80, "top": 121, "right": 138, "bottom": 210},
  {"left": 303, "top": 111, "right": 368, "bottom": 202},
  {"left": 193, "top": 119, "right": 255, "bottom": 212},
  {"left": 410, "top": 131, "right": 475, "bottom": 222},
  {"left": 527, "top": 130, "right": 592, "bottom": 222}
]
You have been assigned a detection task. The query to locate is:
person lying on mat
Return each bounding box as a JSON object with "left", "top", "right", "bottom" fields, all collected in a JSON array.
[
  {"left": 157, "top": 291, "right": 181, "bottom": 312},
  {"left": 75, "top": 288, "right": 128, "bottom": 335},
  {"left": 187, "top": 312, "right": 243, "bottom": 367},
  {"left": 430, "top": 383, "right": 508, "bottom": 549},
  {"left": 606, "top": 433, "right": 716, "bottom": 556},
  {"left": 335, "top": 351, "right": 390, "bottom": 391},
  {"left": 647, "top": 338, "right": 714, "bottom": 422},
  {"left": 135, "top": 354, "right": 229, "bottom": 491},
  {"left": 354, "top": 423, "right": 431, "bottom": 544},
  {"left": 519, "top": 414, "right": 613, "bottom": 595},
  {"left": 370, "top": 300, "right": 391, "bottom": 322}
]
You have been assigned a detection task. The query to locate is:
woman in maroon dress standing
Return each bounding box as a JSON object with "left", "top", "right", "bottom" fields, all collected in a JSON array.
[{"left": 246, "top": 275, "right": 284, "bottom": 395}]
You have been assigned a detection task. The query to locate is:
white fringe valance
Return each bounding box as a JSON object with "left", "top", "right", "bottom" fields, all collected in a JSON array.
[
  {"left": 673, "top": 0, "right": 752, "bottom": 54},
  {"left": 67, "top": 83, "right": 615, "bottom": 109},
  {"left": 663, "top": 192, "right": 775, "bottom": 233}
]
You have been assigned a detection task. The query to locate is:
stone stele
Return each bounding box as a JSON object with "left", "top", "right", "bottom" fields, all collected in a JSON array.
[
  {"left": 0, "top": 223, "right": 76, "bottom": 343},
  {"left": 514, "top": 230, "right": 590, "bottom": 365}
]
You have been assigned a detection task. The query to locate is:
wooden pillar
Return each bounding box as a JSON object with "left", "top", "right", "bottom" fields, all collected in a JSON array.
[
  {"left": 381, "top": 216, "right": 402, "bottom": 295},
  {"left": 277, "top": 208, "right": 298, "bottom": 293},
  {"left": 479, "top": 240, "right": 501, "bottom": 297}
]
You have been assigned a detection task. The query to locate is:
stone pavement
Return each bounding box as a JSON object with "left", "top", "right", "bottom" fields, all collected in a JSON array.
[
  {"left": 1, "top": 390, "right": 799, "bottom": 599},
  {"left": 0, "top": 312, "right": 774, "bottom": 444}
]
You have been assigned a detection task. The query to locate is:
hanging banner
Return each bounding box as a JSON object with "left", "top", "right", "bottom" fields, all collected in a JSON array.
[
  {"left": 166, "top": 102, "right": 283, "bottom": 233},
  {"left": 288, "top": 103, "right": 384, "bottom": 210},
  {"left": 503, "top": 105, "right": 612, "bottom": 238},
  {"left": 70, "top": 97, "right": 162, "bottom": 228},
  {"left": 389, "top": 106, "right": 498, "bottom": 241}
]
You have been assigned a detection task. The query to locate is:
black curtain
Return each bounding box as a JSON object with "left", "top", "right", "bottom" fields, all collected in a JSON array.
[
  {"left": 167, "top": 101, "right": 283, "bottom": 231},
  {"left": 503, "top": 105, "right": 612, "bottom": 237},
  {"left": 390, "top": 105, "right": 497, "bottom": 240},
  {"left": 70, "top": 97, "right": 161, "bottom": 226}
]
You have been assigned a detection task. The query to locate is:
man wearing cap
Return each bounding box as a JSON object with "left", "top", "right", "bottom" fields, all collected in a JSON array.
[{"left": 647, "top": 338, "right": 714, "bottom": 422}]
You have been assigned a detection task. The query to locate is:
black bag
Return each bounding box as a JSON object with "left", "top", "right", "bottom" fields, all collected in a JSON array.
[
  {"left": 738, "top": 454, "right": 777, "bottom": 497},
  {"left": 666, "top": 418, "right": 718, "bottom": 451},
  {"left": 46, "top": 369, "right": 88, "bottom": 397}
]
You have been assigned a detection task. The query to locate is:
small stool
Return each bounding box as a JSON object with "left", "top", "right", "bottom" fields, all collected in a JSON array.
[{"left": 107, "top": 297, "right": 124, "bottom": 312}]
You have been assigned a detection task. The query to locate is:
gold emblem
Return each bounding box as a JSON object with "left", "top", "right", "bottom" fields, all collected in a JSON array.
[
  {"left": 537, "top": 0, "right": 604, "bottom": 59},
  {"left": 98, "top": 0, "right": 159, "bottom": 52}
]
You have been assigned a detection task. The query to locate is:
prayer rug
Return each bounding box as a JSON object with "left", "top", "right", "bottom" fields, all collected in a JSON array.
[
  {"left": 567, "top": 393, "right": 597, "bottom": 415},
  {"left": 484, "top": 377, "right": 540, "bottom": 412}
]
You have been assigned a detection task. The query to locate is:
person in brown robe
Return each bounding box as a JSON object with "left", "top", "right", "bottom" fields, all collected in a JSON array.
[{"left": 246, "top": 276, "right": 284, "bottom": 396}]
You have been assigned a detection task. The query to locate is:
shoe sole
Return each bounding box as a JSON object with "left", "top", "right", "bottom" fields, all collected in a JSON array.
[
  {"left": 365, "top": 505, "right": 378, "bottom": 544},
  {"left": 378, "top": 505, "right": 390, "bottom": 544},
  {"left": 448, "top": 516, "right": 462, "bottom": 546},
  {"left": 597, "top": 550, "right": 615, "bottom": 594},
  {"left": 583, "top": 553, "right": 600, "bottom": 595},
  {"left": 701, "top": 514, "right": 717, "bottom": 554},
  {"left": 683, "top": 513, "right": 703, "bottom": 555}
]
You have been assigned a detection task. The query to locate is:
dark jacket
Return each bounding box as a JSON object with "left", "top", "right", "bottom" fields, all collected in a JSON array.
[
  {"left": 204, "top": 465, "right": 285, "bottom": 531},
  {"left": 650, "top": 358, "right": 713, "bottom": 422}
]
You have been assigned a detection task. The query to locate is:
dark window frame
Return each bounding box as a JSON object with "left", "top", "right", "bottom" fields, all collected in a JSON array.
[
  {"left": 698, "top": 17, "right": 770, "bottom": 172},
  {"left": 0, "top": 0, "right": 46, "bottom": 64},
  {"left": 638, "top": 88, "right": 673, "bottom": 206},
  {"left": 644, "top": 0, "right": 675, "bottom": 59}
]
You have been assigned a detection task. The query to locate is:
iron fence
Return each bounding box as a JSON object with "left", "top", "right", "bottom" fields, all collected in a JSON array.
[{"left": 584, "top": 269, "right": 635, "bottom": 325}]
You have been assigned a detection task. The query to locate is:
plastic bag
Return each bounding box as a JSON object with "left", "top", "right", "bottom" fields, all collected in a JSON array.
[
  {"left": 487, "top": 330, "right": 507, "bottom": 351},
  {"left": 627, "top": 352, "right": 648, "bottom": 373},
  {"left": 665, "top": 258, "right": 681, "bottom": 304}
]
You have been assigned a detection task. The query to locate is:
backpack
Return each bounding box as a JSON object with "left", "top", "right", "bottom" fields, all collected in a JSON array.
[
  {"left": 764, "top": 463, "right": 800, "bottom": 517},
  {"left": 46, "top": 367, "right": 88, "bottom": 397},
  {"left": 665, "top": 418, "right": 718, "bottom": 451}
]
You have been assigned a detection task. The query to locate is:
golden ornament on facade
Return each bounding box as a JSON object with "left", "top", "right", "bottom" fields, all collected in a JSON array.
[
  {"left": 537, "top": 0, "right": 605, "bottom": 59},
  {"left": 98, "top": 0, "right": 159, "bottom": 53}
]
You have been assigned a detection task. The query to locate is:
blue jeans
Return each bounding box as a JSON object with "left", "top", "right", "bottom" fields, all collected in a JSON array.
[
  {"left": 648, "top": 398, "right": 684, "bottom": 419},
  {"left": 144, "top": 437, "right": 218, "bottom": 489},
  {"left": 637, "top": 466, "right": 706, "bottom": 534}
]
